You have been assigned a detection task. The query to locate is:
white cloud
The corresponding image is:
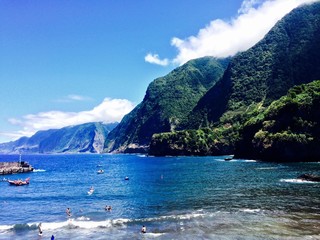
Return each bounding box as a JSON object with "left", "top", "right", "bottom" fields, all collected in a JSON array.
[
  {"left": 5, "top": 98, "right": 135, "bottom": 140},
  {"left": 144, "top": 53, "right": 169, "bottom": 66},
  {"left": 238, "top": 0, "right": 263, "bottom": 14},
  {"left": 147, "top": 0, "right": 319, "bottom": 66}
]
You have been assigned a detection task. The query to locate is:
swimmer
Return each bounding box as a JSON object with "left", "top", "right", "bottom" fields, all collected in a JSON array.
[
  {"left": 141, "top": 225, "right": 147, "bottom": 233},
  {"left": 105, "top": 205, "right": 112, "bottom": 211},
  {"left": 66, "top": 207, "right": 71, "bottom": 217}
]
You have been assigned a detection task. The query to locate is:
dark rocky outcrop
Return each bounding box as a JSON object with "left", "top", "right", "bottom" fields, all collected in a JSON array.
[{"left": 297, "top": 173, "right": 320, "bottom": 182}]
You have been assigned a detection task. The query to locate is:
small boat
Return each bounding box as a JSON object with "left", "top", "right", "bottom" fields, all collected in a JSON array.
[
  {"left": 8, "top": 177, "right": 30, "bottom": 186},
  {"left": 125, "top": 176, "right": 129, "bottom": 180},
  {"left": 224, "top": 155, "right": 234, "bottom": 161},
  {"left": 97, "top": 169, "right": 104, "bottom": 174}
]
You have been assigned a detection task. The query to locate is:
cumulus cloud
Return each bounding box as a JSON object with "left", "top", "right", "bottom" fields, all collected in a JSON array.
[
  {"left": 238, "top": 0, "right": 263, "bottom": 14},
  {"left": 146, "top": 0, "right": 319, "bottom": 66},
  {"left": 6, "top": 98, "right": 135, "bottom": 140},
  {"left": 145, "top": 53, "right": 169, "bottom": 66}
]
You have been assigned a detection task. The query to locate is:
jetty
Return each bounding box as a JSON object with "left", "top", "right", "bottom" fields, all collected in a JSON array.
[{"left": 0, "top": 161, "right": 34, "bottom": 175}]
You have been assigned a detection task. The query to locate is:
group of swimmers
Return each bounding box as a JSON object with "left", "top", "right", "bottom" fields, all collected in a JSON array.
[
  {"left": 38, "top": 208, "right": 147, "bottom": 237},
  {"left": 65, "top": 205, "right": 112, "bottom": 217}
]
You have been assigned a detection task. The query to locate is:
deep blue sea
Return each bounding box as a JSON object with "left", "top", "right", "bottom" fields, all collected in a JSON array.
[{"left": 0, "top": 154, "right": 319, "bottom": 240}]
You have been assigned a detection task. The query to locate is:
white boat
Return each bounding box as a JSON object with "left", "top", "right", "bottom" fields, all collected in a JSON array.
[{"left": 97, "top": 169, "right": 104, "bottom": 174}]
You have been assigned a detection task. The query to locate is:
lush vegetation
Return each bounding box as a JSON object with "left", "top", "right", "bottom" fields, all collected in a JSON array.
[
  {"left": 150, "top": 80, "right": 320, "bottom": 161},
  {"left": 149, "top": 3, "right": 320, "bottom": 161},
  {"left": 235, "top": 80, "right": 320, "bottom": 161},
  {"left": 187, "top": 2, "right": 320, "bottom": 129},
  {"left": 150, "top": 127, "right": 236, "bottom": 156},
  {"left": 104, "top": 57, "right": 229, "bottom": 152},
  {"left": 105, "top": 3, "right": 320, "bottom": 161}
]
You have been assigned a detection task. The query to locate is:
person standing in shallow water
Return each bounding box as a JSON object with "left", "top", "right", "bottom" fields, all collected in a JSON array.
[
  {"left": 141, "top": 225, "right": 146, "bottom": 233},
  {"left": 38, "top": 222, "right": 42, "bottom": 236},
  {"left": 66, "top": 208, "right": 71, "bottom": 217}
]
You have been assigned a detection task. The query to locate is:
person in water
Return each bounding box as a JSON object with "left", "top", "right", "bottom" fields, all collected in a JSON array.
[
  {"left": 51, "top": 235, "right": 55, "bottom": 240},
  {"left": 38, "top": 222, "right": 43, "bottom": 235},
  {"left": 141, "top": 225, "right": 147, "bottom": 233},
  {"left": 105, "top": 205, "right": 112, "bottom": 211},
  {"left": 66, "top": 207, "right": 71, "bottom": 217}
]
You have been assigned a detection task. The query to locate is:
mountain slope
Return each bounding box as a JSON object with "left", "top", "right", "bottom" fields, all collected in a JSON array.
[
  {"left": 104, "top": 57, "right": 229, "bottom": 153},
  {"left": 149, "top": 2, "right": 320, "bottom": 159},
  {"left": 234, "top": 80, "right": 320, "bottom": 162},
  {"left": 188, "top": 2, "right": 320, "bottom": 128},
  {"left": 0, "top": 122, "right": 118, "bottom": 154}
]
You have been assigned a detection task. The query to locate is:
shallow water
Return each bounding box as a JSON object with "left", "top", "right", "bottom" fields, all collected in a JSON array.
[{"left": 0, "top": 154, "right": 319, "bottom": 239}]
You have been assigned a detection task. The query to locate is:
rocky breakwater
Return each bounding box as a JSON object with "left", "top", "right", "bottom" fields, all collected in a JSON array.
[{"left": 0, "top": 161, "right": 34, "bottom": 175}]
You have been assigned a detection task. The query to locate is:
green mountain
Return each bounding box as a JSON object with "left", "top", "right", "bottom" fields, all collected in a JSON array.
[
  {"left": 149, "top": 2, "right": 320, "bottom": 160},
  {"left": 188, "top": 2, "right": 320, "bottom": 128},
  {"left": 234, "top": 80, "right": 320, "bottom": 162},
  {"left": 0, "top": 122, "right": 117, "bottom": 154},
  {"left": 104, "top": 57, "right": 229, "bottom": 153}
]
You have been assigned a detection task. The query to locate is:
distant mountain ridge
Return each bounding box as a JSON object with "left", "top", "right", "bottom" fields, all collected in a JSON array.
[{"left": 0, "top": 122, "right": 118, "bottom": 154}]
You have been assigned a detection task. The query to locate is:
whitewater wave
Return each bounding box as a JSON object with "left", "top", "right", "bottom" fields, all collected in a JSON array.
[
  {"left": 280, "top": 179, "right": 319, "bottom": 184},
  {"left": 256, "top": 167, "right": 278, "bottom": 170},
  {"left": 0, "top": 219, "right": 124, "bottom": 233},
  {"left": 223, "top": 159, "right": 257, "bottom": 163},
  {"left": 244, "top": 160, "right": 257, "bottom": 162},
  {"left": 240, "top": 208, "right": 262, "bottom": 213},
  {"left": 0, "top": 210, "right": 211, "bottom": 233},
  {"left": 0, "top": 225, "right": 12, "bottom": 231}
]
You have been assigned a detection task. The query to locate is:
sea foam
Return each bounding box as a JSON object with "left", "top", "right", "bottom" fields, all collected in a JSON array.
[{"left": 280, "top": 179, "right": 319, "bottom": 184}]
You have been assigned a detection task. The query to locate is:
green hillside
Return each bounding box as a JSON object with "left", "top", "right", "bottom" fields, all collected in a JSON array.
[
  {"left": 104, "top": 57, "right": 229, "bottom": 153},
  {"left": 235, "top": 80, "right": 320, "bottom": 161},
  {"left": 188, "top": 2, "right": 320, "bottom": 128},
  {"left": 150, "top": 80, "right": 320, "bottom": 161},
  {"left": 149, "top": 2, "right": 320, "bottom": 161}
]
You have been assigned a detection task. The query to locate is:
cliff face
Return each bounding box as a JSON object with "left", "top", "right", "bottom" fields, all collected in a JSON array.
[
  {"left": 104, "top": 57, "right": 230, "bottom": 153},
  {"left": 149, "top": 2, "right": 320, "bottom": 161},
  {"left": 0, "top": 122, "right": 118, "bottom": 154}
]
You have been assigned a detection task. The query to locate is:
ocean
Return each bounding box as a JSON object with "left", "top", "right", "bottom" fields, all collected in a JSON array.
[{"left": 0, "top": 154, "right": 319, "bottom": 240}]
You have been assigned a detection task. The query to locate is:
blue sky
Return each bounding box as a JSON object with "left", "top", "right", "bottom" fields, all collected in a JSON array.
[{"left": 0, "top": 0, "right": 317, "bottom": 143}]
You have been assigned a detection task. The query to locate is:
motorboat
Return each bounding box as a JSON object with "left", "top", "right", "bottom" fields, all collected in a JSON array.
[{"left": 8, "top": 177, "right": 30, "bottom": 186}]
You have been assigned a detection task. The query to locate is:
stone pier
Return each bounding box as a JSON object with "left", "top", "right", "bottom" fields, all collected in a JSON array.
[{"left": 0, "top": 161, "right": 34, "bottom": 175}]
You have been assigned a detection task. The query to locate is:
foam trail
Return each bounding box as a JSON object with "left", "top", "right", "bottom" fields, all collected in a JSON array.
[
  {"left": 280, "top": 179, "right": 319, "bottom": 184},
  {"left": 240, "top": 209, "right": 261, "bottom": 213}
]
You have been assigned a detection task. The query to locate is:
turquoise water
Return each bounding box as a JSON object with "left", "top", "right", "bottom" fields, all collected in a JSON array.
[{"left": 0, "top": 154, "right": 319, "bottom": 239}]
